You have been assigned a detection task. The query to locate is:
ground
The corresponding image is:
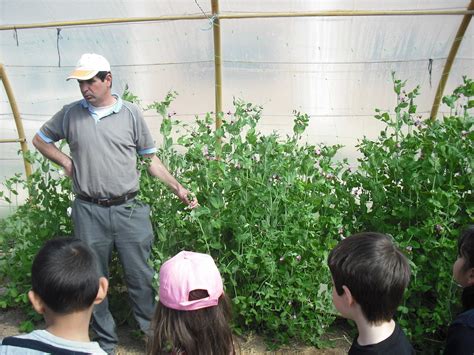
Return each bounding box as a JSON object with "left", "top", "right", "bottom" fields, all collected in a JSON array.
[{"left": 0, "top": 308, "right": 351, "bottom": 354}]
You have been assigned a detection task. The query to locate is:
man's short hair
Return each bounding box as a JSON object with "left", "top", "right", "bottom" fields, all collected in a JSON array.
[
  {"left": 31, "top": 237, "right": 100, "bottom": 314},
  {"left": 95, "top": 71, "right": 112, "bottom": 88},
  {"left": 95, "top": 71, "right": 110, "bottom": 81},
  {"left": 328, "top": 232, "right": 411, "bottom": 324}
]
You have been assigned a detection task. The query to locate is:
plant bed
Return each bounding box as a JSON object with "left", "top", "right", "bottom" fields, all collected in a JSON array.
[{"left": 0, "top": 75, "right": 472, "bottom": 352}]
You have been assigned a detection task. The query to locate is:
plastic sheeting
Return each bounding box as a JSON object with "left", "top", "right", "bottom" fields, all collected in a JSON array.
[{"left": 1, "top": 0, "right": 473, "bottom": 215}]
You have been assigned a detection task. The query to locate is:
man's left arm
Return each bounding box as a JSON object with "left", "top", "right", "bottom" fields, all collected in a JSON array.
[{"left": 145, "top": 154, "right": 198, "bottom": 208}]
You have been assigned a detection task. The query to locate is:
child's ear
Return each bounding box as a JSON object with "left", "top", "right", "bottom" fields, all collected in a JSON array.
[
  {"left": 342, "top": 285, "right": 356, "bottom": 306},
  {"left": 94, "top": 277, "right": 109, "bottom": 305},
  {"left": 28, "top": 290, "right": 46, "bottom": 315}
]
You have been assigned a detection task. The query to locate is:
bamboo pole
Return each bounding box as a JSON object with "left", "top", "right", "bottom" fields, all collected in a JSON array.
[
  {"left": 211, "top": 0, "right": 223, "bottom": 131},
  {"left": 0, "top": 64, "right": 32, "bottom": 178},
  {"left": 1, "top": 9, "right": 472, "bottom": 31},
  {"left": 0, "top": 14, "right": 208, "bottom": 31},
  {"left": 0, "top": 138, "right": 26, "bottom": 143},
  {"left": 218, "top": 9, "right": 474, "bottom": 20},
  {"left": 430, "top": 1, "right": 474, "bottom": 119}
]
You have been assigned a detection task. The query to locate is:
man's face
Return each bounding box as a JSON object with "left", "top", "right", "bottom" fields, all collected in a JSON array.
[{"left": 78, "top": 73, "right": 111, "bottom": 106}]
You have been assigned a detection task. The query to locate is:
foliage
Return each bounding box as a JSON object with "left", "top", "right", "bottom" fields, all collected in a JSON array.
[
  {"left": 347, "top": 74, "right": 473, "bottom": 348},
  {"left": 140, "top": 100, "right": 355, "bottom": 346},
  {"left": 0, "top": 76, "right": 472, "bottom": 350},
  {"left": 0, "top": 149, "right": 72, "bottom": 309}
]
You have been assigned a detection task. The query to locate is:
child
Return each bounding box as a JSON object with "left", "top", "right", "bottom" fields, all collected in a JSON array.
[
  {"left": 0, "top": 237, "right": 108, "bottom": 354},
  {"left": 148, "top": 250, "right": 235, "bottom": 355},
  {"left": 328, "top": 232, "right": 414, "bottom": 354},
  {"left": 444, "top": 225, "right": 474, "bottom": 354}
]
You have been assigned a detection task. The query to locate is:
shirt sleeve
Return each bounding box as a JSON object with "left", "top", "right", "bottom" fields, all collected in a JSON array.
[
  {"left": 134, "top": 106, "right": 156, "bottom": 155},
  {"left": 39, "top": 106, "right": 68, "bottom": 142}
]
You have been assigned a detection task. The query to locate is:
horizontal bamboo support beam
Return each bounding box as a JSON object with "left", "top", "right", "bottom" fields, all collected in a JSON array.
[
  {"left": 0, "top": 14, "right": 208, "bottom": 30},
  {"left": 219, "top": 9, "right": 474, "bottom": 20},
  {"left": 1, "top": 9, "right": 473, "bottom": 31},
  {"left": 0, "top": 138, "right": 26, "bottom": 143}
]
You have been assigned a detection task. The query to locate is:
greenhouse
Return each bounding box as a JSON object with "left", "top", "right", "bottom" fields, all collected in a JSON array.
[{"left": 0, "top": 0, "right": 473, "bottom": 353}]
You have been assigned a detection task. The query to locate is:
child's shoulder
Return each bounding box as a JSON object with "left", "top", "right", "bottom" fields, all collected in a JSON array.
[
  {"left": 349, "top": 323, "right": 414, "bottom": 355},
  {"left": 451, "top": 308, "right": 474, "bottom": 328},
  {"left": 445, "top": 308, "right": 474, "bottom": 354},
  {"left": 1, "top": 330, "right": 106, "bottom": 355}
]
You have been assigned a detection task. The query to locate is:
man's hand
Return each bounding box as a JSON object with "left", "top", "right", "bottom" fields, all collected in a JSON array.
[
  {"left": 176, "top": 185, "right": 199, "bottom": 209},
  {"left": 32, "top": 134, "right": 74, "bottom": 178},
  {"left": 146, "top": 155, "right": 199, "bottom": 209}
]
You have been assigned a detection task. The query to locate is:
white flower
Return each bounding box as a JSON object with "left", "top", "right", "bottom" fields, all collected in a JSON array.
[{"left": 66, "top": 207, "right": 72, "bottom": 217}]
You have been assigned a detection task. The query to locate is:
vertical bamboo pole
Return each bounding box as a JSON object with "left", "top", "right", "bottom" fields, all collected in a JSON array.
[
  {"left": 0, "top": 64, "right": 32, "bottom": 178},
  {"left": 430, "top": 0, "right": 474, "bottom": 119},
  {"left": 211, "top": 0, "right": 223, "bottom": 130}
]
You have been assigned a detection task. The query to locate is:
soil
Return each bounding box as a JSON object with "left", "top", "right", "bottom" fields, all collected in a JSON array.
[{"left": 0, "top": 308, "right": 351, "bottom": 354}]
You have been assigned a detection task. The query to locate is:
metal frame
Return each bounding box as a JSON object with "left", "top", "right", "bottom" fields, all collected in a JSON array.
[
  {"left": 0, "top": 4, "right": 472, "bottom": 177},
  {"left": 0, "top": 9, "right": 472, "bottom": 31}
]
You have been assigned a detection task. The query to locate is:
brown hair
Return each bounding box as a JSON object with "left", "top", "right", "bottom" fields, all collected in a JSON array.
[
  {"left": 328, "top": 232, "right": 411, "bottom": 324},
  {"left": 147, "top": 290, "right": 236, "bottom": 355}
]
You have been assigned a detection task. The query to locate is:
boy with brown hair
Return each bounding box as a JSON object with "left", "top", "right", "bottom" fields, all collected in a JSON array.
[{"left": 328, "top": 232, "right": 414, "bottom": 354}]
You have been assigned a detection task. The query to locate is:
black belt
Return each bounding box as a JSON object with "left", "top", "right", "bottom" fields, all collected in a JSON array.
[{"left": 76, "top": 191, "right": 138, "bottom": 207}]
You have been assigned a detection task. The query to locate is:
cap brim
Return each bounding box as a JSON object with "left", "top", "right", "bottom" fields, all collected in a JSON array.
[{"left": 66, "top": 69, "right": 98, "bottom": 81}]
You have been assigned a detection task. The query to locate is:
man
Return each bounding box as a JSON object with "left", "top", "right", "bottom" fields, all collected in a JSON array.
[{"left": 32, "top": 53, "right": 198, "bottom": 354}]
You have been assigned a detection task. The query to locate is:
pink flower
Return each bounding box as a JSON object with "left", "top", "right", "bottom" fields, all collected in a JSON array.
[{"left": 296, "top": 255, "right": 301, "bottom": 262}]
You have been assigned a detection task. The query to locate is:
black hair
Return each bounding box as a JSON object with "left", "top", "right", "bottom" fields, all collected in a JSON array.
[
  {"left": 31, "top": 237, "right": 101, "bottom": 314},
  {"left": 95, "top": 71, "right": 110, "bottom": 81},
  {"left": 458, "top": 225, "right": 474, "bottom": 310},
  {"left": 95, "top": 71, "right": 112, "bottom": 89},
  {"left": 328, "top": 232, "right": 411, "bottom": 324},
  {"left": 458, "top": 225, "right": 474, "bottom": 270}
]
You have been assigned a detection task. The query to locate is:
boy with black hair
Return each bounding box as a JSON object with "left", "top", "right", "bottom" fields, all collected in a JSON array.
[
  {"left": 328, "top": 232, "right": 414, "bottom": 354},
  {"left": 0, "top": 237, "right": 108, "bottom": 354}
]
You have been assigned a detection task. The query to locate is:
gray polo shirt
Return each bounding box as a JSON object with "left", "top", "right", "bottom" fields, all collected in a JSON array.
[{"left": 38, "top": 96, "right": 156, "bottom": 198}]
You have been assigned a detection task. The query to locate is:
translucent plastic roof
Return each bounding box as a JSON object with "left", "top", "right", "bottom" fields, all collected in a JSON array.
[{"left": 1, "top": 0, "right": 473, "bottom": 215}]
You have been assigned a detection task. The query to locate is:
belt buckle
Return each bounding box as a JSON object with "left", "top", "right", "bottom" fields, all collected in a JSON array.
[{"left": 97, "top": 198, "right": 110, "bottom": 207}]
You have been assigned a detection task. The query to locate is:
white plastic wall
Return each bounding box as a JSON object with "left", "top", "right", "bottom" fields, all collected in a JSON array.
[{"left": 1, "top": 0, "right": 473, "bottom": 216}]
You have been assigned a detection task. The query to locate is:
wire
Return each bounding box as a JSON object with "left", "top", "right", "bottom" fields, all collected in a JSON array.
[
  {"left": 3, "top": 56, "right": 473, "bottom": 69},
  {"left": 0, "top": 110, "right": 435, "bottom": 121},
  {"left": 56, "top": 28, "right": 62, "bottom": 67},
  {"left": 13, "top": 27, "right": 19, "bottom": 46}
]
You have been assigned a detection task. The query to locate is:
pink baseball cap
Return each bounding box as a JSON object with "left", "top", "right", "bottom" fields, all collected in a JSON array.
[
  {"left": 159, "top": 251, "right": 224, "bottom": 311},
  {"left": 67, "top": 53, "right": 111, "bottom": 81}
]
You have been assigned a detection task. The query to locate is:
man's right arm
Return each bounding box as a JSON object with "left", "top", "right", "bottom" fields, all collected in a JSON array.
[{"left": 32, "top": 134, "right": 73, "bottom": 177}]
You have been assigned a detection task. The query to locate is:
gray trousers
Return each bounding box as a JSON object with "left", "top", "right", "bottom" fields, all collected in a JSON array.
[{"left": 71, "top": 198, "right": 156, "bottom": 353}]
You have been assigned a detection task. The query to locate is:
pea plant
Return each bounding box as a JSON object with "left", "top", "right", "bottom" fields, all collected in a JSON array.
[
  {"left": 347, "top": 74, "right": 473, "bottom": 349},
  {"left": 0, "top": 76, "right": 472, "bottom": 350}
]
